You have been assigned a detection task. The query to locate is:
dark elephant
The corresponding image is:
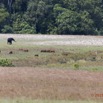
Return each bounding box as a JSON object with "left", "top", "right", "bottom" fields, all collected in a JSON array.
[{"left": 7, "top": 38, "right": 16, "bottom": 45}]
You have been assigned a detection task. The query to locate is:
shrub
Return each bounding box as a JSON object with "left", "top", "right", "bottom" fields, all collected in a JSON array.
[
  {"left": 0, "top": 59, "right": 14, "bottom": 67},
  {"left": 74, "top": 63, "right": 79, "bottom": 70},
  {"left": 91, "top": 68, "right": 98, "bottom": 71}
]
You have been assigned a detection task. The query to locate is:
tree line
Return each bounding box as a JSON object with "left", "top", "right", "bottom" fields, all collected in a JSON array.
[{"left": 0, "top": 0, "right": 103, "bottom": 35}]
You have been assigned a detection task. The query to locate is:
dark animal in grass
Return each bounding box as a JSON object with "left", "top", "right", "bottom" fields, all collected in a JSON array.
[
  {"left": 23, "top": 49, "right": 29, "bottom": 52},
  {"left": 19, "top": 48, "right": 29, "bottom": 52},
  {"left": 7, "top": 38, "right": 16, "bottom": 45},
  {"left": 41, "top": 49, "right": 55, "bottom": 53},
  {"left": 9, "top": 51, "right": 13, "bottom": 54},
  {"left": 35, "top": 54, "right": 39, "bottom": 57},
  {"left": 18, "top": 48, "right": 24, "bottom": 52}
]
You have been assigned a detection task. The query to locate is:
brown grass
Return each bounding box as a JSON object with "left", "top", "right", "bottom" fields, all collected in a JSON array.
[{"left": 0, "top": 67, "right": 102, "bottom": 101}]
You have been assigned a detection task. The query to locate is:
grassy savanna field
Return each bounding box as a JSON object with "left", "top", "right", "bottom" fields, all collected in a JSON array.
[
  {"left": 1, "top": 34, "right": 103, "bottom": 70},
  {"left": 0, "top": 34, "right": 103, "bottom": 103}
]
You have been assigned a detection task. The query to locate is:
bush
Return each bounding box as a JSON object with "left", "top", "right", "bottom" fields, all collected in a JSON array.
[
  {"left": 0, "top": 59, "right": 14, "bottom": 67},
  {"left": 74, "top": 63, "right": 80, "bottom": 70}
]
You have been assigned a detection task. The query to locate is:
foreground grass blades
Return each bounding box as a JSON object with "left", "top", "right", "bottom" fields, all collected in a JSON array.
[{"left": 0, "top": 99, "right": 102, "bottom": 103}]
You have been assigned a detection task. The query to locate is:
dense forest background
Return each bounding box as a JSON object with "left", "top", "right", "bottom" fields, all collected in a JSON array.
[{"left": 0, "top": 0, "right": 103, "bottom": 35}]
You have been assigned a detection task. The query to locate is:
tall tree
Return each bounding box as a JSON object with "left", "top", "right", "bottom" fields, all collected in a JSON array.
[{"left": 0, "top": 4, "right": 9, "bottom": 32}]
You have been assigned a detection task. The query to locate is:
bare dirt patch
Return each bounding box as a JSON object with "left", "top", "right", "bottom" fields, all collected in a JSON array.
[{"left": 0, "top": 67, "right": 102, "bottom": 101}]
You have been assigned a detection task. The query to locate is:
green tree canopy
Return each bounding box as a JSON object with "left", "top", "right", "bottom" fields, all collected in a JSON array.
[{"left": 0, "top": 0, "right": 103, "bottom": 35}]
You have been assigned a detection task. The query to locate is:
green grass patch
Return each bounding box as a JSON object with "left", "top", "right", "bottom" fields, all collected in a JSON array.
[{"left": 0, "top": 59, "right": 14, "bottom": 67}]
